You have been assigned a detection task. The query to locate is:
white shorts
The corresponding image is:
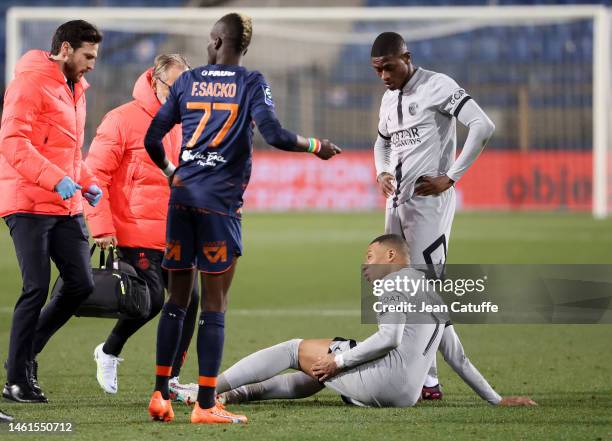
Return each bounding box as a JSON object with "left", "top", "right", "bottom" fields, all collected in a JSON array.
[
  {"left": 324, "top": 325, "right": 444, "bottom": 408},
  {"left": 385, "top": 187, "right": 456, "bottom": 266}
]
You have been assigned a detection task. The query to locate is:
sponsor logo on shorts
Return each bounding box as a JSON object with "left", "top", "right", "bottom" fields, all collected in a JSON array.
[
  {"left": 203, "top": 241, "right": 228, "bottom": 264},
  {"left": 165, "top": 241, "right": 182, "bottom": 261}
]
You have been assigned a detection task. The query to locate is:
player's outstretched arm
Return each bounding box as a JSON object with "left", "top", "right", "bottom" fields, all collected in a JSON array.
[
  {"left": 440, "top": 325, "right": 536, "bottom": 406},
  {"left": 250, "top": 75, "right": 341, "bottom": 160},
  {"left": 254, "top": 111, "right": 341, "bottom": 160}
]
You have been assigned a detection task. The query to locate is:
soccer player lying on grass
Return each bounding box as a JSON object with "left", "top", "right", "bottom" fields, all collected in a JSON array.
[{"left": 200, "top": 234, "right": 534, "bottom": 408}]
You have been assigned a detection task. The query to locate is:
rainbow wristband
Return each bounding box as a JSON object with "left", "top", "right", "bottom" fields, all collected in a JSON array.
[{"left": 307, "top": 138, "right": 321, "bottom": 154}]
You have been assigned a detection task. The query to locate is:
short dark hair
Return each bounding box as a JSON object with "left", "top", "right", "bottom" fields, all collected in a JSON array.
[
  {"left": 371, "top": 32, "right": 407, "bottom": 58},
  {"left": 50, "top": 20, "right": 103, "bottom": 55},
  {"left": 217, "top": 13, "right": 253, "bottom": 54},
  {"left": 370, "top": 234, "right": 410, "bottom": 256}
]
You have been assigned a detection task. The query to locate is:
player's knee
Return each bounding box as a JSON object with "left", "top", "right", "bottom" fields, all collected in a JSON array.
[
  {"left": 167, "top": 291, "right": 191, "bottom": 309},
  {"left": 201, "top": 291, "right": 227, "bottom": 312}
]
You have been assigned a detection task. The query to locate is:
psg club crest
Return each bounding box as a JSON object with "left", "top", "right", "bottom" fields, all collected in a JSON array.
[
  {"left": 408, "top": 102, "right": 419, "bottom": 116},
  {"left": 137, "top": 252, "right": 150, "bottom": 270}
]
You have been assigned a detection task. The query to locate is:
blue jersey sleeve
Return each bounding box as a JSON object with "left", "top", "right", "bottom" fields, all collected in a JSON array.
[
  {"left": 248, "top": 72, "right": 299, "bottom": 151},
  {"left": 144, "top": 77, "right": 183, "bottom": 168}
]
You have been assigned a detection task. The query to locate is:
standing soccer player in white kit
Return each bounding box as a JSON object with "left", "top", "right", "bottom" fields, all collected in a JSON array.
[{"left": 371, "top": 32, "right": 496, "bottom": 398}]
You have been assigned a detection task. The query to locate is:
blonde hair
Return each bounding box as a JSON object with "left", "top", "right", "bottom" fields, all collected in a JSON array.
[
  {"left": 152, "top": 53, "right": 190, "bottom": 79},
  {"left": 237, "top": 14, "right": 253, "bottom": 54}
]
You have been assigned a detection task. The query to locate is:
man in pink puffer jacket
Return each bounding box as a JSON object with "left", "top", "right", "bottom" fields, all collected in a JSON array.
[{"left": 0, "top": 20, "right": 103, "bottom": 404}]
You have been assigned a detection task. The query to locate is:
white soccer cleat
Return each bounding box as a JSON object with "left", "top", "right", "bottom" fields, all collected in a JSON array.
[
  {"left": 93, "top": 343, "right": 123, "bottom": 394},
  {"left": 168, "top": 377, "right": 198, "bottom": 405}
]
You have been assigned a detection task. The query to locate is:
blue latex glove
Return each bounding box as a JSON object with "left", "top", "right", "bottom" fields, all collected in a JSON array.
[
  {"left": 83, "top": 184, "right": 103, "bottom": 207},
  {"left": 55, "top": 176, "right": 82, "bottom": 200}
]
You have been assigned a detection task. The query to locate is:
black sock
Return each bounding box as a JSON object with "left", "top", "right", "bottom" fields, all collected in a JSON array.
[
  {"left": 102, "top": 333, "right": 125, "bottom": 357},
  {"left": 171, "top": 289, "right": 198, "bottom": 377},
  {"left": 196, "top": 312, "right": 225, "bottom": 409},
  {"left": 155, "top": 302, "right": 186, "bottom": 399}
]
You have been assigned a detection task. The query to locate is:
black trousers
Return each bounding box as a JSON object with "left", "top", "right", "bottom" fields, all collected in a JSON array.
[
  {"left": 104, "top": 247, "right": 199, "bottom": 377},
  {"left": 4, "top": 213, "right": 94, "bottom": 384}
]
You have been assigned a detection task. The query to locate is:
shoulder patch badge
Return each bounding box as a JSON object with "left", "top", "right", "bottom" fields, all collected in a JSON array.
[{"left": 263, "top": 85, "right": 274, "bottom": 106}]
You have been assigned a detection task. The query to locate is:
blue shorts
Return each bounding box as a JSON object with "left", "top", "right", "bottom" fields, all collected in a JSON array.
[{"left": 162, "top": 204, "right": 242, "bottom": 273}]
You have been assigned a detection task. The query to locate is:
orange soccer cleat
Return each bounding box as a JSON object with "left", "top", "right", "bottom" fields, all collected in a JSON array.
[
  {"left": 190, "top": 402, "right": 247, "bottom": 424},
  {"left": 148, "top": 391, "right": 175, "bottom": 422}
]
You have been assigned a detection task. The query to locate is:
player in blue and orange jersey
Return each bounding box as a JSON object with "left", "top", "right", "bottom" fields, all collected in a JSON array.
[{"left": 144, "top": 13, "right": 341, "bottom": 424}]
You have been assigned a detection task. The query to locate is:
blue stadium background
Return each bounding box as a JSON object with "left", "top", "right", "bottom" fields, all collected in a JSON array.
[{"left": 0, "top": 0, "right": 609, "bottom": 155}]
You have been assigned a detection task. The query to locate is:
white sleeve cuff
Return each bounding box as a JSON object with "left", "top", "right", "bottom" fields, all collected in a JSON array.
[
  {"left": 334, "top": 353, "right": 345, "bottom": 369},
  {"left": 162, "top": 162, "right": 176, "bottom": 177},
  {"left": 446, "top": 170, "right": 460, "bottom": 183}
]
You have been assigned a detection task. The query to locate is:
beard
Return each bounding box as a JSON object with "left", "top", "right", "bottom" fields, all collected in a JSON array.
[{"left": 63, "top": 59, "right": 82, "bottom": 82}]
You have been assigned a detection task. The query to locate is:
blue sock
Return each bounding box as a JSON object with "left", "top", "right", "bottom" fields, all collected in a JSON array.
[
  {"left": 155, "top": 302, "right": 186, "bottom": 399},
  {"left": 196, "top": 311, "right": 225, "bottom": 408}
]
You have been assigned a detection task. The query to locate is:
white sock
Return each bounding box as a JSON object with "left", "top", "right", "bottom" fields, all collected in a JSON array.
[{"left": 424, "top": 357, "right": 439, "bottom": 387}]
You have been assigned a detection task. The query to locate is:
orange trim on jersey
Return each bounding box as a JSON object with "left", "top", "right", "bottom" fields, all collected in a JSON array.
[
  {"left": 198, "top": 376, "right": 217, "bottom": 387},
  {"left": 156, "top": 365, "right": 172, "bottom": 376}
]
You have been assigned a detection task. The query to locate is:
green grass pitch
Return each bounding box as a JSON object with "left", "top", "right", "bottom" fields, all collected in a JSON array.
[{"left": 0, "top": 212, "right": 611, "bottom": 440}]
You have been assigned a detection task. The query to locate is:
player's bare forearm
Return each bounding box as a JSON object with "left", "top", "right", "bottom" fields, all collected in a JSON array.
[{"left": 414, "top": 175, "right": 454, "bottom": 196}]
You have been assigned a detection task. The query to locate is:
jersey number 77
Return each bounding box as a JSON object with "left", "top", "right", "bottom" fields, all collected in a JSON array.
[{"left": 185, "top": 102, "right": 239, "bottom": 149}]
